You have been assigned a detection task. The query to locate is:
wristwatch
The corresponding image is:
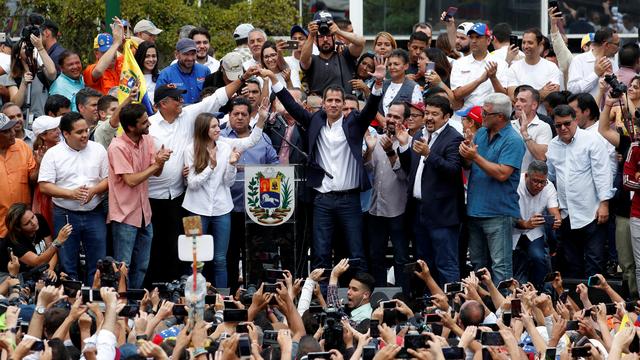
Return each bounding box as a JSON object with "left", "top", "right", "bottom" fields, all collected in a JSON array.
[
  {"left": 35, "top": 306, "right": 46, "bottom": 315},
  {"left": 385, "top": 149, "right": 396, "bottom": 157}
]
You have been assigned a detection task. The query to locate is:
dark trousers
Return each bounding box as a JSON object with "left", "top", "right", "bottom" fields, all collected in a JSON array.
[
  {"left": 227, "top": 211, "right": 245, "bottom": 293},
  {"left": 312, "top": 192, "right": 366, "bottom": 274},
  {"left": 513, "top": 234, "right": 550, "bottom": 289},
  {"left": 145, "top": 195, "right": 185, "bottom": 287},
  {"left": 367, "top": 213, "right": 409, "bottom": 294},
  {"left": 559, "top": 217, "right": 606, "bottom": 278}
]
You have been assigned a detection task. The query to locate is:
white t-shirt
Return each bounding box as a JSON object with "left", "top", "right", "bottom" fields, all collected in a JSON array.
[
  {"left": 450, "top": 52, "right": 509, "bottom": 113},
  {"left": 491, "top": 46, "right": 524, "bottom": 64},
  {"left": 512, "top": 173, "right": 559, "bottom": 249},
  {"left": 510, "top": 116, "right": 553, "bottom": 171},
  {"left": 505, "top": 58, "right": 562, "bottom": 89},
  {"left": 0, "top": 53, "right": 10, "bottom": 74}
]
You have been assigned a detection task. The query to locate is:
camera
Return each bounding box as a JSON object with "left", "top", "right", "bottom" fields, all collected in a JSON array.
[
  {"left": 152, "top": 278, "right": 186, "bottom": 303},
  {"left": 239, "top": 285, "right": 258, "bottom": 306},
  {"left": 604, "top": 74, "right": 627, "bottom": 98},
  {"left": 22, "top": 263, "right": 55, "bottom": 289},
  {"left": 315, "top": 11, "right": 333, "bottom": 36},
  {"left": 322, "top": 308, "right": 344, "bottom": 350}
]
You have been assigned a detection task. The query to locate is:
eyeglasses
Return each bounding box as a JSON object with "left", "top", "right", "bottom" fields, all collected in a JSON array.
[
  {"left": 409, "top": 113, "right": 424, "bottom": 118},
  {"left": 530, "top": 178, "right": 548, "bottom": 186},
  {"left": 481, "top": 110, "right": 500, "bottom": 118},
  {"left": 554, "top": 120, "right": 573, "bottom": 129},
  {"left": 263, "top": 53, "right": 278, "bottom": 60}
]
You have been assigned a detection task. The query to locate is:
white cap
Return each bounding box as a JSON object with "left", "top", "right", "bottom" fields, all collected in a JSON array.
[
  {"left": 134, "top": 20, "right": 163, "bottom": 35},
  {"left": 457, "top": 22, "right": 475, "bottom": 35},
  {"left": 233, "top": 23, "right": 254, "bottom": 40},
  {"left": 221, "top": 52, "right": 244, "bottom": 81},
  {"left": 32, "top": 115, "right": 60, "bottom": 137}
]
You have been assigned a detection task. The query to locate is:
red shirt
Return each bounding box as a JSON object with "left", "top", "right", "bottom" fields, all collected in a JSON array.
[
  {"left": 83, "top": 55, "right": 123, "bottom": 95},
  {"left": 107, "top": 133, "right": 155, "bottom": 227},
  {"left": 623, "top": 143, "right": 640, "bottom": 218}
]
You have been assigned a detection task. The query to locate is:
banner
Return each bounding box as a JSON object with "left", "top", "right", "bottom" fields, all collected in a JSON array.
[
  {"left": 244, "top": 165, "right": 295, "bottom": 226},
  {"left": 118, "top": 39, "right": 154, "bottom": 115}
]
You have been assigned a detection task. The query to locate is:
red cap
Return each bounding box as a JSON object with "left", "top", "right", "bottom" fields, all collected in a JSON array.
[
  {"left": 408, "top": 102, "right": 425, "bottom": 113},
  {"left": 467, "top": 106, "right": 483, "bottom": 125}
]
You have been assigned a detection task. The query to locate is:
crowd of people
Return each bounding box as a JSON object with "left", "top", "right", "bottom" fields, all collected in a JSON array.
[{"left": 1, "top": 2, "right": 640, "bottom": 359}]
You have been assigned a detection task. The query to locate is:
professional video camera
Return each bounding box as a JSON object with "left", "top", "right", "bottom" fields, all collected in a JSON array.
[
  {"left": 604, "top": 74, "right": 628, "bottom": 98},
  {"left": 96, "top": 256, "right": 121, "bottom": 288},
  {"left": 152, "top": 277, "right": 187, "bottom": 303},
  {"left": 322, "top": 307, "right": 344, "bottom": 350}
]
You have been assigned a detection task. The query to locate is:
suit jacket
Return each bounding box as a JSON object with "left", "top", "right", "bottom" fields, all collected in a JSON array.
[
  {"left": 264, "top": 115, "right": 307, "bottom": 166},
  {"left": 275, "top": 88, "right": 381, "bottom": 190},
  {"left": 400, "top": 124, "right": 465, "bottom": 228}
]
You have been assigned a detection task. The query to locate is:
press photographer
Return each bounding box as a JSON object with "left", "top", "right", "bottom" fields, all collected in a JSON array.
[{"left": 5, "top": 14, "right": 57, "bottom": 120}]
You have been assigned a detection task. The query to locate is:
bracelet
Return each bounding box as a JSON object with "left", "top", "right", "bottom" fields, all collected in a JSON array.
[
  {"left": 53, "top": 240, "right": 62, "bottom": 248},
  {"left": 193, "top": 347, "right": 207, "bottom": 357},
  {"left": 136, "top": 334, "right": 148, "bottom": 341}
]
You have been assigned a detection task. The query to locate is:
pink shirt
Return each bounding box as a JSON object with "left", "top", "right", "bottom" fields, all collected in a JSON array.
[{"left": 107, "top": 134, "right": 156, "bottom": 227}]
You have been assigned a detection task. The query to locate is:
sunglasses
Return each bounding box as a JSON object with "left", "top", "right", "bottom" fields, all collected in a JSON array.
[{"left": 554, "top": 120, "right": 573, "bottom": 129}]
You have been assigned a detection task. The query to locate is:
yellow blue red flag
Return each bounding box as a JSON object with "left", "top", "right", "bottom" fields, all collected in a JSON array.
[{"left": 118, "top": 39, "right": 154, "bottom": 115}]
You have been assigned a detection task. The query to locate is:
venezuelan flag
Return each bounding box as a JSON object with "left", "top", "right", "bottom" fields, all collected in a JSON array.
[{"left": 118, "top": 39, "right": 154, "bottom": 115}]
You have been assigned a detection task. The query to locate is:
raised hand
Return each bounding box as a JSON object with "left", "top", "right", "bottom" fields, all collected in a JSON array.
[{"left": 368, "top": 56, "right": 387, "bottom": 81}]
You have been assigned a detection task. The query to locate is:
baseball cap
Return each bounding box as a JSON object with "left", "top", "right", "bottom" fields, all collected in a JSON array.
[
  {"left": 233, "top": 23, "right": 254, "bottom": 40},
  {"left": 457, "top": 22, "right": 475, "bottom": 35},
  {"left": 467, "top": 23, "right": 492, "bottom": 37},
  {"left": 313, "top": 11, "right": 333, "bottom": 22},
  {"left": 581, "top": 33, "right": 595, "bottom": 48},
  {"left": 290, "top": 24, "right": 308, "bottom": 38},
  {"left": 456, "top": 106, "right": 483, "bottom": 125},
  {"left": 408, "top": 102, "right": 425, "bottom": 113},
  {"left": 134, "top": 20, "right": 163, "bottom": 35},
  {"left": 0, "top": 113, "right": 17, "bottom": 131},
  {"left": 175, "top": 38, "right": 196, "bottom": 53},
  {"left": 93, "top": 33, "right": 113, "bottom": 52},
  {"left": 42, "top": 19, "right": 59, "bottom": 35},
  {"left": 221, "top": 52, "right": 244, "bottom": 81},
  {"left": 154, "top": 85, "right": 187, "bottom": 104},
  {"left": 32, "top": 115, "right": 60, "bottom": 137}
]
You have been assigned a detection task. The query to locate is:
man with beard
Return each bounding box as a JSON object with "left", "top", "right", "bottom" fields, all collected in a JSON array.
[
  {"left": 107, "top": 103, "right": 172, "bottom": 288},
  {"left": 300, "top": 11, "right": 365, "bottom": 95},
  {"left": 327, "top": 258, "right": 376, "bottom": 323},
  {"left": 188, "top": 27, "right": 220, "bottom": 73},
  {"left": 156, "top": 38, "right": 211, "bottom": 105},
  {"left": 441, "top": 13, "right": 473, "bottom": 59}
]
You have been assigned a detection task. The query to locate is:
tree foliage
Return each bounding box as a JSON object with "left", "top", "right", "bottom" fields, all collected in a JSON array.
[{"left": 19, "top": 0, "right": 298, "bottom": 66}]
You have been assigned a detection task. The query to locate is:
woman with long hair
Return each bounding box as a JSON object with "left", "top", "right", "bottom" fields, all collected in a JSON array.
[
  {"left": 6, "top": 35, "right": 57, "bottom": 117},
  {"left": 134, "top": 41, "right": 159, "bottom": 103},
  {"left": 436, "top": 34, "right": 460, "bottom": 61},
  {"left": 350, "top": 52, "right": 376, "bottom": 101},
  {"left": 260, "top": 41, "right": 299, "bottom": 88},
  {"left": 31, "top": 115, "right": 61, "bottom": 231},
  {"left": 416, "top": 48, "right": 455, "bottom": 102},
  {"left": 4, "top": 203, "right": 72, "bottom": 276}
]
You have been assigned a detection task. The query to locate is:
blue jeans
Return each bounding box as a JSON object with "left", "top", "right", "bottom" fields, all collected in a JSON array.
[
  {"left": 414, "top": 217, "right": 460, "bottom": 287},
  {"left": 368, "top": 214, "right": 409, "bottom": 293},
  {"left": 191, "top": 212, "right": 231, "bottom": 288},
  {"left": 112, "top": 221, "right": 153, "bottom": 289},
  {"left": 313, "top": 192, "right": 366, "bottom": 274},
  {"left": 513, "top": 235, "right": 550, "bottom": 289},
  {"left": 559, "top": 218, "right": 606, "bottom": 278},
  {"left": 53, "top": 203, "right": 107, "bottom": 283},
  {"left": 468, "top": 216, "right": 513, "bottom": 287}
]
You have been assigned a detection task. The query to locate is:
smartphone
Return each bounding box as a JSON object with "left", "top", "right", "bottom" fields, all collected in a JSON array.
[
  {"left": 480, "top": 323, "right": 500, "bottom": 331},
  {"left": 543, "top": 215, "right": 556, "bottom": 225},
  {"left": 321, "top": 269, "right": 332, "bottom": 278},
  {"left": 81, "top": 288, "right": 102, "bottom": 302},
  {"left": 382, "top": 300, "right": 397, "bottom": 309},
  {"left": 502, "top": 312, "right": 512, "bottom": 326},
  {"left": 205, "top": 295, "right": 217, "bottom": 305},
  {"left": 571, "top": 346, "right": 591, "bottom": 358},
  {"left": 587, "top": 275, "right": 601, "bottom": 287},
  {"left": 363, "top": 346, "right": 377, "bottom": 360},
  {"left": 481, "top": 332, "right": 504, "bottom": 346},
  {"left": 31, "top": 341, "right": 45, "bottom": 351},
  {"left": 481, "top": 348, "right": 491, "bottom": 360},
  {"left": 308, "top": 352, "right": 333, "bottom": 360},
  {"left": 511, "top": 299, "right": 522, "bottom": 318},
  {"left": 172, "top": 304, "right": 188, "bottom": 316},
  {"left": 474, "top": 269, "right": 487, "bottom": 278},
  {"left": 559, "top": 290, "right": 569, "bottom": 303},
  {"left": 442, "top": 347, "right": 465, "bottom": 360},
  {"left": 404, "top": 334, "right": 427, "bottom": 349},
  {"left": 224, "top": 309, "right": 248, "bottom": 322},
  {"left": 403, "top": 262, "right": 420, "bottom": 274},
  {"left": 509, "top": 35, "right": 518, "bottom": 47},
  {"left": 425, "top": 313, "right": 441, "bottom": 323},
  {"left": 370, "top": 319, "right": 380, "bottom": 338},
  {"left": 0, "top": 33, "right": 5, "bottom": 43},
  {"left": 497, "top": 279, "right": 515, "bottom": 290},
  {"left": 237, "top": 335, "right": 251, "bottom": 357},
  {"left": 566, "top": 320, "right": 579, "bottom": 331},
  {"left": 263, "top": 283, "right": 280, "bottom": 293},
  {"left": 119, "top": 304, "right": 139, "bottom": 318},
  {"left": 207, "top": 324, "right": 218, "bottom": 336},
  {"left": 426, "top": 62, "right": 436, "bottom": 73},
  {"left": 263, "top": 330, "right": 279, "bottom": 345},
  {"left": 443, "top": 6, "right": 458, "bottom": 21},
  {"left": 626, "top": 301, "right": 638, "bottom": 312},
  {"left": 121, "top": 289, "right": 145, "bottom": 301},
  {"left": 285, "top": 40, "right": 299, "bottom": 50},
  {"left": 309, "top": 305, "right": 323, "bottom": 314},
  {"left": 605, "top": 303, "right": 617, "bottom": 315},
  {"left": 236, "top": 323, "right": 249, "bottom": 333},
  {"left": 444, "top": 282, "right": 463, "bottom": 293},
  {"left": 545, "top": 348, "right": 557, "bottom": 360},
  {"left": 266, "top": 269, "right": 286, "bottom": 281},
  {"left": 62, "top": 280, "right": 83, "bottom": 297},
  {"left": 630, "top": 334, "right": 640, "bottom": 353}
]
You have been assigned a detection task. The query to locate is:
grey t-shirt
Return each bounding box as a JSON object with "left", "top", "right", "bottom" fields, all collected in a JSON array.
[
  {"left": 6, "top": 74, "right": 47, "bottom": 118},
  {"left": 304, "top": 48, "right": 357, "bottom": 95}
]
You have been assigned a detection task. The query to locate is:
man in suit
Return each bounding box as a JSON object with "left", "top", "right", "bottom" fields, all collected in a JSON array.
[
  {"left": 260, "top": 61, "right": 384, "bottom": 276},
  {"left": 399, "top": 96, "right": 465, "bottom": 286}
]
